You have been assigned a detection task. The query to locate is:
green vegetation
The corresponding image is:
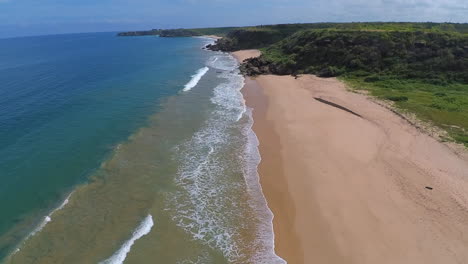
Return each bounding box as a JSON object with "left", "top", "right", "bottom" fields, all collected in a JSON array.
[
  {"left": 232, "top": 26, "right": 468, "bottom": 146},
  {"left": 119, "top": 22, "right": 468, "bottom": 38},
  {"left": 247, "top": 29, "right": 468, "bottom": 146},
  {"left": 261, "top": 30, "right": 468, "bottom": 82},
  {"left": 117, "top": 27, "right": 238, "bottom": 37},
  {"left": 344, "top": 77, "right": 468, "bottom": 146},
  {"left": 207, "top": 22, "right": 468, "bottom": 50},
  {"left": 119, "top": 22, "right": 468, "bottom": 146},
  {"left": 318, "top": 22, "right": 468, "bottom": 34},
  {"left": 159, "top": 27, "right": 239, "bottom": 37}
]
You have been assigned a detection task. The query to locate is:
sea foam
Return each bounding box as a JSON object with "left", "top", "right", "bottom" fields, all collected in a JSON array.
[
  {"left": 171, "top": 54, "right": 246, "bottom": 261},
  {"left": 100, "top": 214, "right": 154, "bottom": 264},
  {"left": 170, "top": 53, "right": 285, "bottom": 263},
  {"left": 183, "top": 67, "right": 209, "bottom": 92},
  {"left": 243, "top": 107, "right": 286, "bottom": 264}
]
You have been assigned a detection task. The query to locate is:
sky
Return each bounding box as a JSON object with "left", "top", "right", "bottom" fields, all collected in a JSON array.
[{"left": 0, "top": 0, "right": 467, "bottom": 38}]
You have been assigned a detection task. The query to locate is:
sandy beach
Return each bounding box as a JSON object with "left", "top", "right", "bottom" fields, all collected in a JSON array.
[
  {"left": 201, "top": 35, "right": 223, "bottom": 39},
  {"left": 233, "top": 50, "right": 468, "bottom": 264}
]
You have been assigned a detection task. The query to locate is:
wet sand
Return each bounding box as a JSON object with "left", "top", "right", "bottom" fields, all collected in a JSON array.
[{"left": 234, "top": 50, "right": 468, "bottom": 264}]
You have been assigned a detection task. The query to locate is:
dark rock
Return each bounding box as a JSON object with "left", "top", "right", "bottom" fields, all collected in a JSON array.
[
  {"left": 317, "top": 67, "right": 335, "bottom": 77},
  {"left": 239, "top": 57, "right": 274, "bottom": 76}
]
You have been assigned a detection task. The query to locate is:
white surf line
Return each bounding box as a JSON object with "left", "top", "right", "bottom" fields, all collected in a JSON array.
[
  {"left": 100, "top": 214, "right": 154, "bottom": 264},
  {"left": 183, "top": 67, "right": 209, "bottom": 92},
  {"left": 244, "top": 111, "right": 286, "bottom": 264},
  {"left": 11, "top": 191, "right": 74, "bottom": 256},
  {"left": 30, "top": 192, "right": 72, "bottom": 236}
]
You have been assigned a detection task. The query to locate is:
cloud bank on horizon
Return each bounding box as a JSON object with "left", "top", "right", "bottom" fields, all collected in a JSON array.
[{"left": 0, "top": 0, "right": 466, "bottom": 38}]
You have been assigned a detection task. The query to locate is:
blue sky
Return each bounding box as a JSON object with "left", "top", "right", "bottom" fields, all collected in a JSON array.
[{"left": 0, "top": 0, "right": 467, "bottom": 38}]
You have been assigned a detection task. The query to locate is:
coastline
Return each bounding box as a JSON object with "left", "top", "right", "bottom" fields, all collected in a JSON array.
[
  {"left": 241, "top": 76, "right": 304, "bottom": 264},
  {"left": 233, "top": 50, "right": 303, "bottom": 263},
  {"left": 200, "top": 35, "right": 222, "bottom": 39},
  {"left": 234, "top": 50, "right": 468, "bottom": 263},
  {"left": 7, "top": 37, "right": 263, "bottom": 264}
]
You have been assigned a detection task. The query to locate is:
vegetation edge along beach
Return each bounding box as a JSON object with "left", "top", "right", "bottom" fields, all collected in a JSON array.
[
  {"left": 118, "top": 22, "right": 468, "bottom": 263},
  {"left": 119, "top": 22, "right": 468, "bottom": 147}
]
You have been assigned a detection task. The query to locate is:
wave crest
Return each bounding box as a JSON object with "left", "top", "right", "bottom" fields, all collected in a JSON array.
[
  {"left": 100, "top": 214, "right": 154, "bottom": 264},
  {"left": 183, "top": 67, "right": 209, "bottom": 92}
]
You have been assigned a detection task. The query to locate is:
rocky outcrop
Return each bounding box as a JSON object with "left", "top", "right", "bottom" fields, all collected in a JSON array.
[
  {"left": 205, "top": 38, "right": 237, "bottom": 51},
  {"left": 239, "top": 57, "right": 295, "bottom": 76}
]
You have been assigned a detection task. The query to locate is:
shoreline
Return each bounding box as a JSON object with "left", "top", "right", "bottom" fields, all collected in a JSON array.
[
  {"left": 241, "top": 77, "right": 303, "bottom": 263},
  {"left": 199, "top": 35, "right": 222, "bottom": 39},
  {"left": 234, "top": 50, "right": 303, "bottom": 262},
  {"left": 233, "top": 50, "right": 468, "bottom": 263}
]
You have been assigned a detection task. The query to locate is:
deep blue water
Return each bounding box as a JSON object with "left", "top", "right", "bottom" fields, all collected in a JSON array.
[{"left": 0, "top": 32, "right": 209, "bottom": 255}]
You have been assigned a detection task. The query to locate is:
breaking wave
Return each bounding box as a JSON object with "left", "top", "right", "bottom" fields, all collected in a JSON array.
[
  {"left": 183, "top": 67, "right": 209, "bottom": 92},
  {"left": 169, "top": 53, "right": 285, "bottom": 263},
  {"left": 100, "top": 214, "right": 154, "bottom": 264}
]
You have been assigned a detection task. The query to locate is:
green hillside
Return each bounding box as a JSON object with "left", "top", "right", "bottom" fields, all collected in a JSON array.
[
  {"left": 117, "top": 27, "right": 238, "bottom": 37},
  {"left": 118, "top": 22, "right": 468, "bottom": 146},
  {"left": 237, "top": 28, "right": 468, "bottom": 146}
]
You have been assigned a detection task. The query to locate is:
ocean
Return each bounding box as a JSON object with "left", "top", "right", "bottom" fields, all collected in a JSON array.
[{"left": 0, "top": 33, "right": 284, "bottom": 263}]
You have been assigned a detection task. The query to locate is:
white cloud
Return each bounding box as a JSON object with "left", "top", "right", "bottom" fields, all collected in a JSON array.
[{"left": 280, "top": 0, "right": 468, "bottom": 23}]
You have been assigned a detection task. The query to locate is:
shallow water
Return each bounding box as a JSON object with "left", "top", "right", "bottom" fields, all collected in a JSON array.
[{"left": 1, "top": 34, "right": 284, "bottom": 263}]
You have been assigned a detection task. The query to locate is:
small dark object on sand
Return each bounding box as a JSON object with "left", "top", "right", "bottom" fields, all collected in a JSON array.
[
  {"left": 425, "top": 186, "right": 433, "bottom": 190},
  {"left": 314, "top": 97, "right": 362, "bottom": 118}
]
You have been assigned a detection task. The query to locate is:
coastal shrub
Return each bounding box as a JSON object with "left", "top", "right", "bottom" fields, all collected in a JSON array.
[
  {"left": 228, "top": 24, "right": 468, "bottom": 147},
  {"left": 258, "top": 30, "right": 468, "bottom": 83},
  {"left": 119, "top": 22, "right": 468, "bottom": 147},
  {"left": 317, "top": 66, "right": 344, "bottom": 77},
  {"left": 426, "top": 78, "right": 449, "bottom": 86},
  {"left": 351, "top": 70, "right": 372, "bottom": 77},
  {"left": 364, "top": 75, "right": 381, "bottom": 82},
  {"left": 220, "top": 23, "right": 468, "bottom": 147},
  {"left": 305, "top": 65, "right": 319, "bottom": 74},
  {"left": 386, "top": 95, "right": 409, "bottom": 102},
  {"left": 434, "top": 92, "right": 447, "bottom": 97}
]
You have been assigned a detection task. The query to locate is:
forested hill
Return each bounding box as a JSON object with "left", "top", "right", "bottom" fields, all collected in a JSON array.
[
  {"left": 118, "top": 22, "right": 468, "bottom": 38},
  {"left": 221, "top": 24, "right": 467, "bottom": 147},
  {"left": 240, "top": 30, "right": 468, "bottom": 82},
  {"left": 118, "top": 23, "right": 468, "bottom": 146}
]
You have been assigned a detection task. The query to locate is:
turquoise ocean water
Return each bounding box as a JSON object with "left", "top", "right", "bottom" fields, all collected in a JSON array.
[{"left": 0, "top": 33, "right": 284, "bottom": 263}]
